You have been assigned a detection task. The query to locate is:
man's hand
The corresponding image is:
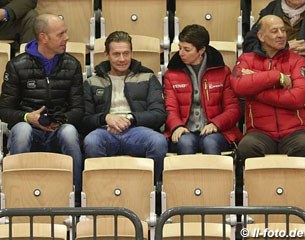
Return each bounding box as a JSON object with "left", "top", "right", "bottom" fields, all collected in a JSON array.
[
  {"left": 171, "top": 126, "right": 189, "bottom": 143},
  {"left": 200, "top": 123, "right": 218, "bottom": 136},
  {"left": 105, "top": 114, "right": 131, "bottom": 133},
  {"left": 280, "top": 73, "right": 292, "bottom": 89},
  {"left": 26, "top": 106, "right": 58, "bottom": 132},
  {"left": 289, "top": 39, "right": 305, "bottom": 56},
  {"left": 0, "top": 9, "right": 6, "bottom": 21}
]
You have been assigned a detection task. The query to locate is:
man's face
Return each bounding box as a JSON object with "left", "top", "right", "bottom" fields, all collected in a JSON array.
[
  {"left": 43, "top": 18, "right": 69, "bottom": 57},
  {"left": 178, "top": 41, "right": 205, "bottom": 65},
  {"left": 258, "top": 17, "right": 287, "bottom": 56},
  {"left": 285, "top": 0, "right": 305, "bottom": 9},
  {"left": 108, "top": 41, "right": 132, "bottom": 76}
]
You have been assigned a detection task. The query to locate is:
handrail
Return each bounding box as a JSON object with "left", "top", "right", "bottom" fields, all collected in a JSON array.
[
  {"left": 0, "top": 207, "right": 144, "bottom": 240},
  {"left": 155, "top": 206, "right": 305, "bottom": 239}
]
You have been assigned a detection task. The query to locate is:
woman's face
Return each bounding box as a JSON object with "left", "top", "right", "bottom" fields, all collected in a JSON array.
[
  {"left": 285, "top": 0, "right": 305, "bottom": 9},
  {"left": 178, "top": 41, "right": 205, "bottom": 65}
]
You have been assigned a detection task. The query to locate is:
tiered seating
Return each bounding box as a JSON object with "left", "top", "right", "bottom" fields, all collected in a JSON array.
[
  {"left": 77, "top": 156, "right": 155, "bottom": 239},
  {"left": 250, "top": 0, "right": 272, "bottom": 28},
  {"left": 161, "top": 154, "right": 234, "bottom": 239}
]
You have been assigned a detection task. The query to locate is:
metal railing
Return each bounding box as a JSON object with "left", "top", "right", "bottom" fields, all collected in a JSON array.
[
  {"left": 155, "top": 206, "right": 305, "bottom": 239},
  {"left": 0, "top": 207, "right": 144, "bottom": 240}
]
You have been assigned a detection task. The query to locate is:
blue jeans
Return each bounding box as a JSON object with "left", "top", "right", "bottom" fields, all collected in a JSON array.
[
  {"left": 170, "top": 132, "right": 230, "bottom": 155},
  {"left": 83, "top": 126, "right": 168, "bottom": 183},
  {"left": 8, "top": 122, "right": 83, "bottom": 205}
]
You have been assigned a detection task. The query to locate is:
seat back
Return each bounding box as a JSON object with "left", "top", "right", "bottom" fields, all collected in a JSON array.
[
  {"left": 101, "top": 0, "right": 166, "bottom": 41},
  {"left": 251, "top": 0, "right": 271, "bottom": 23},
  {"left": 36, "top": 0, "right": 94, "bottom": 44},
  {"left": 83, "top": 156, "right": 154, "bottom": 221},
  {"left": 93, "top": 35, "right": 160, "bottom": 74},
  {"left": 0, "top": 43, "right": 10, "bottom": 94},
  {"left": 175, "top": 0, "right": 240, "bottom": 42},
  {"left": 245, "top": 155, "right": 305, "bottom": 223},
  {"left": 163, "top": 154, "right": 234, "bottom": 223},
  {"left": 0, "top": 223, "right": 67, "bottom": 240},
  {"left": 76, "top": 217, "right": 148, "bottom": 239},
  {"left": 2, "top": 152, "right": 73, "bottom": 223}
]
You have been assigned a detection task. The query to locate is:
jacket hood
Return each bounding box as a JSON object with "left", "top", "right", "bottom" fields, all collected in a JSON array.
[
  {"left": 25, "top": 39, "right": 60, "bottom": 75},
  {"left": 94, "top": 58, "right": 154, "bottom": 77},
  {"left": 167, "top": 45, "right": 225, "bottom": 71}
]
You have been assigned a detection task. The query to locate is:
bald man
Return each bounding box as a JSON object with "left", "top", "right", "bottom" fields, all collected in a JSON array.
[
  {"left": 0, "top": 14, "right": 84, "bottom": 206},
  {"left": 231, "top": 15, "right": 305, "bottom": 159}
]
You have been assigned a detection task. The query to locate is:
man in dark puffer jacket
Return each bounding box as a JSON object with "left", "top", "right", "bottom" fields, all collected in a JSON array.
[
  {"left": 82, "top": 31, "right": 167, "bottom": 184},
  {"left": 0, "top": 14, "right": 84, "bottom": 206}
]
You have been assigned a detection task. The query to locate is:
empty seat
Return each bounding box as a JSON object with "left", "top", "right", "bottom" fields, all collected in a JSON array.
[
  {"left": 244, "top": 155, "right": 305, "bottom": 230},
  {"left": 1, "top": 152, "right": 74, "bottom": 223},
  {"left": 36, "top": 0, "right": 94, "bottom": 44},
  {"left": 78, "top": 156, "right": 155, "bottom": 239},
  {"left": 161, "top": 154, "right": 234, "bottom": 239},
  {"left": 174, "top": 0, "right": 241, "bottom": 42}
]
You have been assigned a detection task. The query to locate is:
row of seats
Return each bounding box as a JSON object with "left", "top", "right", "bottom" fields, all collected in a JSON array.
[{"left": 0, "top": 152, "right": 305, "bottom": 239}]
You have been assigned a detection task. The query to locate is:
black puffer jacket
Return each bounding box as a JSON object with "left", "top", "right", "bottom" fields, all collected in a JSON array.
[
  {"left": 82, "top": 59, "right": 166, "bottom": 133},
  {"left": 0, "top": 52, "right": 84, "bottom": 129}
]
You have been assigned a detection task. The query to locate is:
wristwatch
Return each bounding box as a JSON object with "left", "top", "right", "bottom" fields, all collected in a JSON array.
[{"left": 126, "top": 113, "right": 135, "bottom": 125}]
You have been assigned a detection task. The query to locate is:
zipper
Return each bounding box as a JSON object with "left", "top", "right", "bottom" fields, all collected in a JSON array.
[
  {"left": 46, "top": 77, "right": 50, "bottom": 106},
  {"left": 204, "top": 79, "right": 210, "bottom": 101},
  {"left": 249, "top": 104, "right": 254, "bottom": 128},
  {"left": 297, "top": 110, "right": 304, "bottom": 125}
]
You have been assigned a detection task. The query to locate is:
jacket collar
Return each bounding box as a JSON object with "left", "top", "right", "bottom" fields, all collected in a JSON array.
[{"left": 167, "top": 45, "right": 225, "bottom": 71}]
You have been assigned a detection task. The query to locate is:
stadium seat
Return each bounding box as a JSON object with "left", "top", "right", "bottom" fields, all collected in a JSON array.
[
  {"left": 76, "top": 217, "right": 146, "bottom": 240},
  {"left": 99, "top": 0, "right": 170, "bottom": 73},
  {"left": 170, "top": 41, "right": 237, "bottom": 70},
  {"left": 161, "top": 154, "right": 234, "bottom": 239},
  {"left": 244, "top": 155, "right": 305, "bottom": 231},
  {"left": 36, "top": 0, "right": 94, "bottom": 45},
  {"left": 0, "top": 222, "right": 67, "bottom": 240},
  {"left": 174, "top": 0, "right": 242, "bottom": 44},
  {"left": 93, "top": 35, "right": 160, "bottom": 75},
  {"left": 78, "top": 156, "right": 155, "bottom": 239},
  {"left": 0, "top": 152, "right": 74, "bottom": 224},
  {"left": 250, "top": 0, "right": 271, "bottom": 28}
]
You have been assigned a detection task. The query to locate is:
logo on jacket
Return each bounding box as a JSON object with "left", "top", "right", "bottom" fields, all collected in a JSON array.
[
  {"left": 209, "top": 83, "right": 223, "bottom": 89},
  {"left": 173, "top": 83, "right": 188, "bottom": 89},
  {"left": 302, "top": 67, "right": 305, "bottom": 77},
  {"left": 27, "top": 80, "right": 36, "bottom": 88},
  {"left": 4, "top": 72, "right": 9, "bottom": 82},
  {"left": 96, "top": 89, "right": 104, "bottom": 96}
]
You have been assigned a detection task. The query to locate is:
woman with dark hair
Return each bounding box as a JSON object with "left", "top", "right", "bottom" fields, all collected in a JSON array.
[{"left": 163, "top": 24, "right": 242, "bottom": 155}]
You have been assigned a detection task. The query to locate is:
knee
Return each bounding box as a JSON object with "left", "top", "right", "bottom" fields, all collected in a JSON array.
[
  {"left": 11, "top": 122, "right": 32, "bottom": 137},
  {"left": 58, "top": 124, "right": 79, "bottom": 143},
  {"left": 147, "top": 134, "right": 168, "bottom": 154}
]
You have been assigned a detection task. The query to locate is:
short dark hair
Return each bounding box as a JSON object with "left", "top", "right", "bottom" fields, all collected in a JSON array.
[
  {"left": 105, "top": 31, "right": 133, "bottom": 54},
  {"left": 179, "top": 24, "right": 210, "bottom": 51}
]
